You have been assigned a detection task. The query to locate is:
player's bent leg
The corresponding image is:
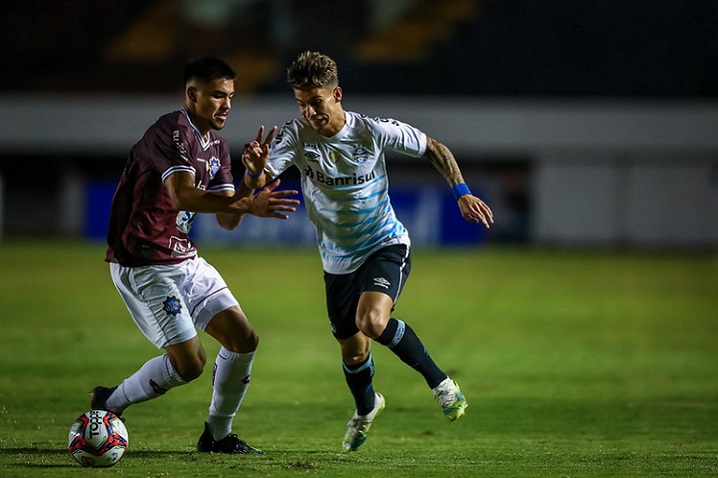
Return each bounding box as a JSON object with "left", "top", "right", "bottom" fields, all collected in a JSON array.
[
  {"left": 98, "top": 262, "right": 201, "bottom": 414},
  {"left": 355, "top": 291, "right": 392, "bottom": 339},
  {"left": 340, "top": 335, "right": 376, "bottom": 416},
  {"left": 91, "top": 345, "right": 193, "bottom": 416},
  {"left": 164, "top": 335, "right": 207, "bottom": 382},
  {"left": 358, "top": 292, "right": 467, "bottom": 421},
  {"left": 339, "top": 333, "right": 375, "bottom": 414},
  {"left": 199, "top": 306, "right": 261, "bottom": 453},
  {"left": 338, "top": 333, "right": 384, "bottom": 450}
]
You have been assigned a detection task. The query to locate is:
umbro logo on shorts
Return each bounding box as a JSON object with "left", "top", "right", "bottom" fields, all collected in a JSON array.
[{"left": 373, "top": 277, "right": 391, "bottom": 289}]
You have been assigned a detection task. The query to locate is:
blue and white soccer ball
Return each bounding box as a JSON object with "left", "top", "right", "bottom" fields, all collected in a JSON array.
[{"left": 68, "top": 409, "right": 129, "bottom": 467}]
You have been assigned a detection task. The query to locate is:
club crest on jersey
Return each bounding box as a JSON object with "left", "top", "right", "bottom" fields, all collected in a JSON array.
[
  {"left": 207, "top": 157, "right": 220, "bottom": 179},
  {"left": 352, "top": 145, "right": 370, "bottom": 163},
  {"left": 163, "top": 296, "right": 182, "bottom": 316}
]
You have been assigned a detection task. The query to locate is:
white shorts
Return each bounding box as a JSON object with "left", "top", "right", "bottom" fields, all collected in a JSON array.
[{"left": 109, "top": 257, "right": 239, "bottom": 349}]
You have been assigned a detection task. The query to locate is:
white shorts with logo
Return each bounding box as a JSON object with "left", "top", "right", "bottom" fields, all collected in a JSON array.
[{"left": 109, "top": 257, "right": 239, "bottom": 349}]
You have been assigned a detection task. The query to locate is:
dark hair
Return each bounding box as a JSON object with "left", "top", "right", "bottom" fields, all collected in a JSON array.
[
  {"left": 286, "top": 51, "right": 339, "bottom": 91},
  {"left": 184, "top": 56, "right": 236, "bottom": 85}
]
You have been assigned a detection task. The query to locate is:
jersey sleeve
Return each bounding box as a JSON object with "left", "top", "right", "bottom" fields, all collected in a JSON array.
[
  {"left": 370, "top": 116, "right": 427, "bottom": 158},
  {"left": 156, "top": 122, "right": 196, "bottom": 183},
  {"left": 266, "top": 120, "right": 301, "bottom": 177}
]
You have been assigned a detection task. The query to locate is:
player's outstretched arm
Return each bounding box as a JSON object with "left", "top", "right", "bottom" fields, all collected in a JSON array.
[
  {"left": 165, "top": 171, "right": 298, "bottom": 226},
  {"left": 424, "top": 136, "right": 494, "bottom": 228},
  {"left": 216, "top": 179, "right": 299, "bottom": 229}
]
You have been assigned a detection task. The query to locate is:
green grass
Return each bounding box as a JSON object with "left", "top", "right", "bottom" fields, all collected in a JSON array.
[{"left": 0, "top": 240, "right": 717, "bottom": 477}]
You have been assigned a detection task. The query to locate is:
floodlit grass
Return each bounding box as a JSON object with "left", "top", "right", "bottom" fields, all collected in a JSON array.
[{"left": 0, "top": 240, "right": 716, "bottom": 477}]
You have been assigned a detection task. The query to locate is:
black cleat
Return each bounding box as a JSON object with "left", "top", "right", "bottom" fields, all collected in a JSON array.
[
  {"left": 197, "top": 422, "right": 264, "bottom": 454},
  {"left": 90, "top": 386, "right": 120, "bottom": 416}
]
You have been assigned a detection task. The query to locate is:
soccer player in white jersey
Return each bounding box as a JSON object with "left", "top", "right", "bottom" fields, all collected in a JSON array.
[{"left": 243, "top": 51, "right": 493, "bottom": 451}]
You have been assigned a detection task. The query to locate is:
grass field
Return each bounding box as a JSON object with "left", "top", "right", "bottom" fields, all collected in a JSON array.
[{"left": 0, "top": 240, "right": 716, "bottom": 477}]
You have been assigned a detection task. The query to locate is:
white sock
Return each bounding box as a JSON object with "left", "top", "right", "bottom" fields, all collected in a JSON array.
[
  {"left": 107, "top": 355, "right": 187, "bottom": 414},
  {"left": 207, "top": 347, "right": 255, "bottom": 440}
]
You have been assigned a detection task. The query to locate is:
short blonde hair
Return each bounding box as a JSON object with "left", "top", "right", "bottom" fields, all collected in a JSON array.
[{"left": 286, "top": 51, "right": 339, "bottom": 91}]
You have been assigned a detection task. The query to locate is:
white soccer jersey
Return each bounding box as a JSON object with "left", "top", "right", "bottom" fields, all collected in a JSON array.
[{"left": 266, "top": 111, "right": 427, "bottom": 274}]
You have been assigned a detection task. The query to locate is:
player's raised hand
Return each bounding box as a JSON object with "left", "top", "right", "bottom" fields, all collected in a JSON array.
[
  {"left": 458, "top": 194, "right": 494, "bottom": 228},
  {"left": 242, "top": 125, "right": 277, "bottom": 175},
  {"left": 248, "top": 179, "right": 300, "bottom": 219}
]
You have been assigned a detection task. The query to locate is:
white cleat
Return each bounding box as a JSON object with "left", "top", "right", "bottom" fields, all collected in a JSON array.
[
  {"left": 433, "top": 378, "right": 468, "bottom": 422},
  {"left": 342, "top": 392, "right": 386, "bottom": 451}
]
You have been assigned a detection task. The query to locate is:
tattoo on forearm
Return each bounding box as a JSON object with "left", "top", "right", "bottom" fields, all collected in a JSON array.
[{"left": 427, "top": 137, "right": 464, "bottom": 186}]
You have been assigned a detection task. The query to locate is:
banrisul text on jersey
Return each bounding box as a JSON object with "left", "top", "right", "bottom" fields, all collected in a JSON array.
[{"left": 304, "top": 166, "right": 376, "bottom": 187}]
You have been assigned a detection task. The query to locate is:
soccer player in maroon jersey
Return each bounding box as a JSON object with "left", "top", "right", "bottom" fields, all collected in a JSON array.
[{"left": 91, "top": 56, "right": 299, "bottom": 454}]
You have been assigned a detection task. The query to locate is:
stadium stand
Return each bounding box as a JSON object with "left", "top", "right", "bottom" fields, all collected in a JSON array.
[{"left": 2, "top": 1, "right": 716, "bottom": 97}]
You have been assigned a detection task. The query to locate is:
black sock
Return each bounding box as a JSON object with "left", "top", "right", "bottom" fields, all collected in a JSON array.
[
  {"left": 343, "top": 354, "right": 375, "bottom": 415},
  {"left": 377, "top": 318, "right": 447, "bottom": 389}
]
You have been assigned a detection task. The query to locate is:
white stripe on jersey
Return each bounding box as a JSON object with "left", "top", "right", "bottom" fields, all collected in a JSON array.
[
  {"left": 206, "top": 184, "right": 235, "bottom": 193},
  {"left": 266, "top": 111, "right": 427, "bottom": 274},
  {"left": 162, "top": 165, "right": 195, "bottom": 183}
]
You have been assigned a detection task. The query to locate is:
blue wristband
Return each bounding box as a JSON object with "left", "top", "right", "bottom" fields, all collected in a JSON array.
[
  {"left": 246, "top": 169, "right": 263, "bottom": 179},
  {"left": 452, "top": 183, "right": 471, "bottom": 200}
]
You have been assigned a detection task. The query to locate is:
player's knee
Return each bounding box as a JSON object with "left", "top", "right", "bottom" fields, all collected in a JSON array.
[
  {"left": 224, "top": 328, "right": 259, "bottom": 354},
  {"left": 241, "top": 328, "right": 260, "bottom": 351},
  {"left": 176, "top": 355, "right": 206, "bottom": 382},
  {"left": 355, "top": 311, "right": 386, "bottom": 340}
]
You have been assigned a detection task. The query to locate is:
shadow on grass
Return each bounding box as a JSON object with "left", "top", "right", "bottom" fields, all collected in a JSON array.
[
  {"left": 0, "top": 447, "right": 203, "bottom": 469},
  {"left": 0, "top": 447, "right": 329, "bottom": 461}
]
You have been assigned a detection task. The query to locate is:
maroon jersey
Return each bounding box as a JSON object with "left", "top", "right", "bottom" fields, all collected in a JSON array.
[{"left": 106, "top": 109, "right": 234, "bottom": 266}]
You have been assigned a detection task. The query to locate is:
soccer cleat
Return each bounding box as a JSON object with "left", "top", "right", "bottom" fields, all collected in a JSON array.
[
  {"left": 342, "top": 392, "right": 385, "bottom": 451},
  {"left": 433, "top": 378, "right": 468, "bottom": 422},
  {"left": 197, "top": 422, "right": 264, "bottom": 454},
  {"left": 90, "top": 386, "right": 121, "bottom": 416}
]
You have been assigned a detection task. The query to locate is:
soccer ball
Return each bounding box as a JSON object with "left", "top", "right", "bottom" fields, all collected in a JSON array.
[{"left": 68, "top": 410, "right": 129, "bottom": 467}]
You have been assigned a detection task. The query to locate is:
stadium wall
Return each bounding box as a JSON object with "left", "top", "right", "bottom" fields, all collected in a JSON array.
[{"left": 0, "top": 95, "right": 716, "bottom": 248}]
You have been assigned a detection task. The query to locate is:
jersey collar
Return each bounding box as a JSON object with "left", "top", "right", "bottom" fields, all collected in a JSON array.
[{"left": 180, "top": 108, "right": 212, "bottom": 148}]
